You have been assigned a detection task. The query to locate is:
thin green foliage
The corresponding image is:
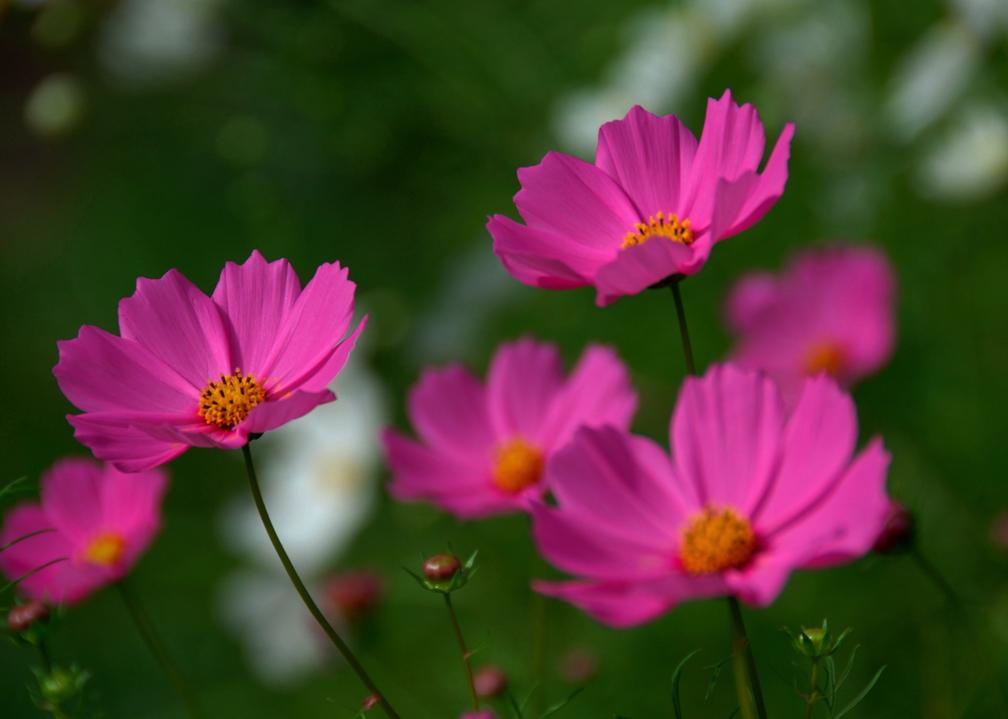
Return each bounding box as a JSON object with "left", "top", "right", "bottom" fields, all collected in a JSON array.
[
  {"left": 670, "top": 650, "right": 700, "bottom": 719},
  {"left": 833, "top": 666, "right": 886, "bottom": 719}
]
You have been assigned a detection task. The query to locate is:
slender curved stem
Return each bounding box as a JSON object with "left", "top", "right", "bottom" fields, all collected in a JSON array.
[
  {"left": 117, "top": 581, "right": 206, "bottom": 719},
  {"left": 443, "top": 593, "right": 479, "bottom": 712},
  {"left": 241, "top": 443, "right": 401, "bottom": 719},
  {"left": 728, "top": 597, "right": 768, "bottom": 719},
  {"left": 670, "top": 282, "right": 696, "bottom": 375},
  {"left": 803, "top": 659, "right": 819, "bottom": 719}
]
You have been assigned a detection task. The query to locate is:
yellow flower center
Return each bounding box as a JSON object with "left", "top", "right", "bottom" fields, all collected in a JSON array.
[
  {"left": 83, "top": 532, "right": 126, "bottom": 567},
  {"left": 198, "top": 369, "right": 266, "bottom": 428},
  {"left": 492, "top": 438, "right": 544, "bottom": 493},
  {"left": 621, "top": 212, "right": 694, "bottom": 250},
  {"left": 679, "top": 507, "right": 757, "bottom": 575},
  {"left": 804, "top": 342, "right": 846, "bottom": 378}
]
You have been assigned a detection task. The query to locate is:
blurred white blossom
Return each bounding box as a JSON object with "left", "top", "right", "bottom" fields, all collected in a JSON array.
[{"left": 916, "top": 101, "right": 1008, "bottom": 202}]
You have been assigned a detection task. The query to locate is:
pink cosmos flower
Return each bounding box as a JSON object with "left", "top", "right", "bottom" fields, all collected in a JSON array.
[
  {"left": 382, "top": 338, "right": 637, "bottom": 519},
  {"left": 488, "top": 90, "right": 794, "bottom": 306},
  {"left": 54, "top": 250, "right": 365, "bottom": 472},
  {"left": 0, "top": 457, "right": 167, "bottom": 605},
  {"left": 724, "top": 245, "right": 896, "bottom": 405},
  {"left": 531, "top": 363, "right": 890, "bottom": 628}
]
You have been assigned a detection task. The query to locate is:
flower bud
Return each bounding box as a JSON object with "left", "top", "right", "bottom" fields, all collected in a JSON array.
[
  {"left": 873, "top": 500, "right": 915, "bottom": 554},
  {"left": 361, "top": 694, "right": 380, "bottom": 712},
  {"left": 37, "top": 666, "right": 88, "bottom": 704},
  {"left": 7, "top": 600, "right": 50, "bottom": 634},
  {"left": 560, "top": 646, "right": 599, "bottom": 683},
  {"left": 473, "top": 664, "right": 508, "bottom": 698},
  {"left": 784, "top": 621, "right": 851, "bottom": 660},
  {"left": 423, "top": 553, "right": 461, "bottom": 581}
]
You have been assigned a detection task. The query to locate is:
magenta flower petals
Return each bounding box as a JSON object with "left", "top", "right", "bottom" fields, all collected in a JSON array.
[
  {"left": 530, "top": 363, "right": 891, "bottom": 626},
  {"left": 490, "top": 91, "right": 793, "bottom": 305},
  {"left": 383, "top": 338, "right": 638, "bottom": 519},
  {"left": 670, "top": 365, "right": 784, "bottom": 511},
  {"left": 408, "top": 366, "right": 495, "bottom": 465},
  {"left": 596, "top": 106, "right": 699, "bottom": 219},
  {"left": 0, "top": 457, "right": 167, "bottom": 605},
  {"left": 118, "top": 270, "right": 230, "bottom": 388},
  {"left": 56, "top": 251, "right": 363, "bottom": 471},
  {"left": 55, "top": 327, "right": 196, "bottom": 414},
  {"left": 724, "top": 245, "right": 897, "bottom": 403}
]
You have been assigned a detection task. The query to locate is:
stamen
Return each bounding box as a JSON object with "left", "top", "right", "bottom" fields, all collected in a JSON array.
[
  {"left": 622, "top": 211, "right": 694, "bottom": 249},
  {"left": 198, "top": 369, "right": 266, "bottom": 428},
  {"left": 492, "top": 438, "right": 544, "bottom": 493},
  {"left": 804, "top": 342, "right": 846, "bottom": 378},
  {"left": 83, "top": 532, "right": 125, "bottom": 567},
  {"left": 679, "top": 506, "right": 757, "bottom": 575}
]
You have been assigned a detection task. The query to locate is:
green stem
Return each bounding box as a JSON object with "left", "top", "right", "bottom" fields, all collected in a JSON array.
[
  {"left": 803, "top": 659, "right": 819, "bottom": 719},
  {"left": 117, "top": 581, "right": 206, "bottom": 719},
  {"left": 443, "top": 593, "right": 479, "bottom": 712},
  {"left": 241, "top": 443, "right": 401, "bottom": 719},
  {"left": 670, "top": 282, "right": 696, "bottom": 375},
  {"left": 728, "top": 597, "right": 768, "bottom": 719},
  {"left": 37, "top": 639, "right": 53, "bottom": 675},
  {"left": 530, "top": 586, "right": 548, "bottom": 717}
]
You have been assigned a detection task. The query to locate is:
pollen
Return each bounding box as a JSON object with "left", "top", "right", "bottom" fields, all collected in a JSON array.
[
  {"left": 83, "top": 532, "right": 126, "bottom": 567},
  {"left": 198, "top": 369, "right": 267, "bottom": 428},
  {"left": 679, "top": 507, "right": 757, "bottom": 575},
  {"left": 492, "top": 437, "right": 544, "bottom": 493},
  {"left": 621, "top": 212, "right": 695, "bottom": 250},
  {"left": 804, "top": 342, "right": 846, "bottom": 378}
]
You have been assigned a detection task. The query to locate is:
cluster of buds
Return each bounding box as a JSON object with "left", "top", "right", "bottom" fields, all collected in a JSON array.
[
  {"left": 6, "top": 599, "right": 53, "bottom": 647},
  {"left": 783, "top": 619, "right": 853, "bottom": 661}
]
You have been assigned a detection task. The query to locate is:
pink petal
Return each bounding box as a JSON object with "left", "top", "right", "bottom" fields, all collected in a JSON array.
[
  {"left": 211, "top": 251, "right": 303, "bottom": 375},
  {"left": 407, "top": 364, "right": 496, "bottom": 467},
  {"left": 670, "top": 364, "right": 785, "bottom": 509},
  {"left": 536, "top": 344, "right": 638, "bottom": 450},
  {"left": 68, "top": 412, "right": 191, "bottom": 472},
  {"left": 99, "top": 465, "right": 169, "bottom": 539},
  {"left": 242, "top": 389, "right": 336, "bottom": 434},
  {"left": 117, "top": 269, "right": 232, "bottom": 388},
  {"left": 712, "top": 122, "right": 795, "bottom": 239},
  {"left": 486, "top": 338, "right": 565, "bottom": 441},
  {"left": 55, "top": 327, "right": 197, "bottom": 414},
  {"left": 546, "top": 427, "right": 689, "bottom": 543},
  {"left": 723, "top": 271, "right": 778, "bottom": 332},
  {"left": 767, "top": 438, "right": 891, "bottom": 568},
  {"left": 514, "top": 152, "right": 640, "bottom": 251},
  {"left": 40, "top": 458, "right": 105, "bottom": 545},
  {"left": 255, "top": 261, "right": 357, "bottom": 392},
  {"left": 592, "top": 235, "right": 703, "bottom": 305},
  {"left": 595, "top": 105, "right": 700, "bottom": 221},
  {"left": 748, "top": 376, "right": 858, "bottom": 527},
  {"left": 382, "top": 431, "right": 521, "bottom": 519},
  {"left": 295, "top": 316, "right": 367, "bottom": 393},
  {"left": 489, "top": 215, "right": 607, "bottom": 288}
]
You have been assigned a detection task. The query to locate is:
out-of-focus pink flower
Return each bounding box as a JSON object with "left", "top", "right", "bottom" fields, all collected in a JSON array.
[
  {"left": 322, "top": 569, "right": 383, "bottom": 621},
  {"left": 0, "top": 457, "right": 167, "bottom": 605},
  {"left": 54, "top": 250, "right": 365, "bottom": 472},
  {"left": 383, "top": 338, "right": 637, "bottom": 519},
  {"left": 488, "top": 90, "right": 794, "bottom": 306},
  {"left": 460, "top": 712, "right": 496, "bottom": 719},
  {"left": 531, "top": 364, "right": 890, "bottom": 628},
  {"left": 872, "top": 500, "right": 915, "bottom": 554},
  {"left": 724, "top": 245, "right": 896, "bottom": 405}
]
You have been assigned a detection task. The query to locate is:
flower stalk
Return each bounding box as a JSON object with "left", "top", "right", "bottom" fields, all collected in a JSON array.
[
  {"left": 443, "top": 592, "right": 479, "bottom": 712},
  {"left": 241, "top": 443, "right": 401, "bottom": 719},
  {"left": 670, "top": 282, "right": 696, "bottom": 375},
  {"left": 117, "top": 580, "right": 206, "bottom": 719},
  {"left": 728, "top": 597, "right": 768, "bottom": 719}
]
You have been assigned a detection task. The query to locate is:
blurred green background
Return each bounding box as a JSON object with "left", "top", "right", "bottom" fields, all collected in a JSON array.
[{"left": 3, "top": 0, "right": 1008, "bottom": 716}]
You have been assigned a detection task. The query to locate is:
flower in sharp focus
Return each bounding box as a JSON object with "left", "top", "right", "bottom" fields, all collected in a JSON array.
[
  {"left": 531, "top": 363, "right": 891, "bottom": 628},
  {"left": 54, "top": 250, "right": 365, "bottom": 472},
  {"left": 0, "top": 457, "right": 167, "bottom": 605},
  {"left": 724, "top": 244, "right": 896, "bottom": 406},
  {"left": 488, "top": 90, "right": 794, "bottom": 306},
  {"left": 382, "top": 337, "right": 637, "bottom": 519}
]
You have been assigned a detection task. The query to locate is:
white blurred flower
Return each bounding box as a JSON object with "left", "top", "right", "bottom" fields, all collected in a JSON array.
[
  {"left": 885, "top": 21, "right": 981, "bottom": 141},
  {"left": 217, "top": 357, "right": 386, "bottom": 685},
  {"left": 916, "top": 101, "right": 1008, "bottom": 202},
  {"left": 24, "top": 73, "right": 86, "bottom": 138},
  {"left": 99, "top": 0, "right": 227, "bottom": 88},
  {"left": 948, "top": 0, "right": 1008, "bottom": 41}
]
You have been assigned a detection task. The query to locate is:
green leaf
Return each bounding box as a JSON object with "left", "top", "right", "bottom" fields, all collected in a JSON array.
[
  {"left": 833, "top": 666, "right": 885, "bottom": 719},
  {"left": 0, "top": 477, "right": 30, "bottom": 503},
  {"left": 1, "top": 558, "right": 67, "bottom": 596},
  {"left": 835, "top": 645, "right": 861, "bottom": 692},
  {"left": 0, "top": 529, "right": 55, "bottom": 553},
  {"left": 704, "top": 655, "right": 732, "bottom": 700},
  {"left": 670, "top": 650, "right": 700, "bottom": 719}
]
